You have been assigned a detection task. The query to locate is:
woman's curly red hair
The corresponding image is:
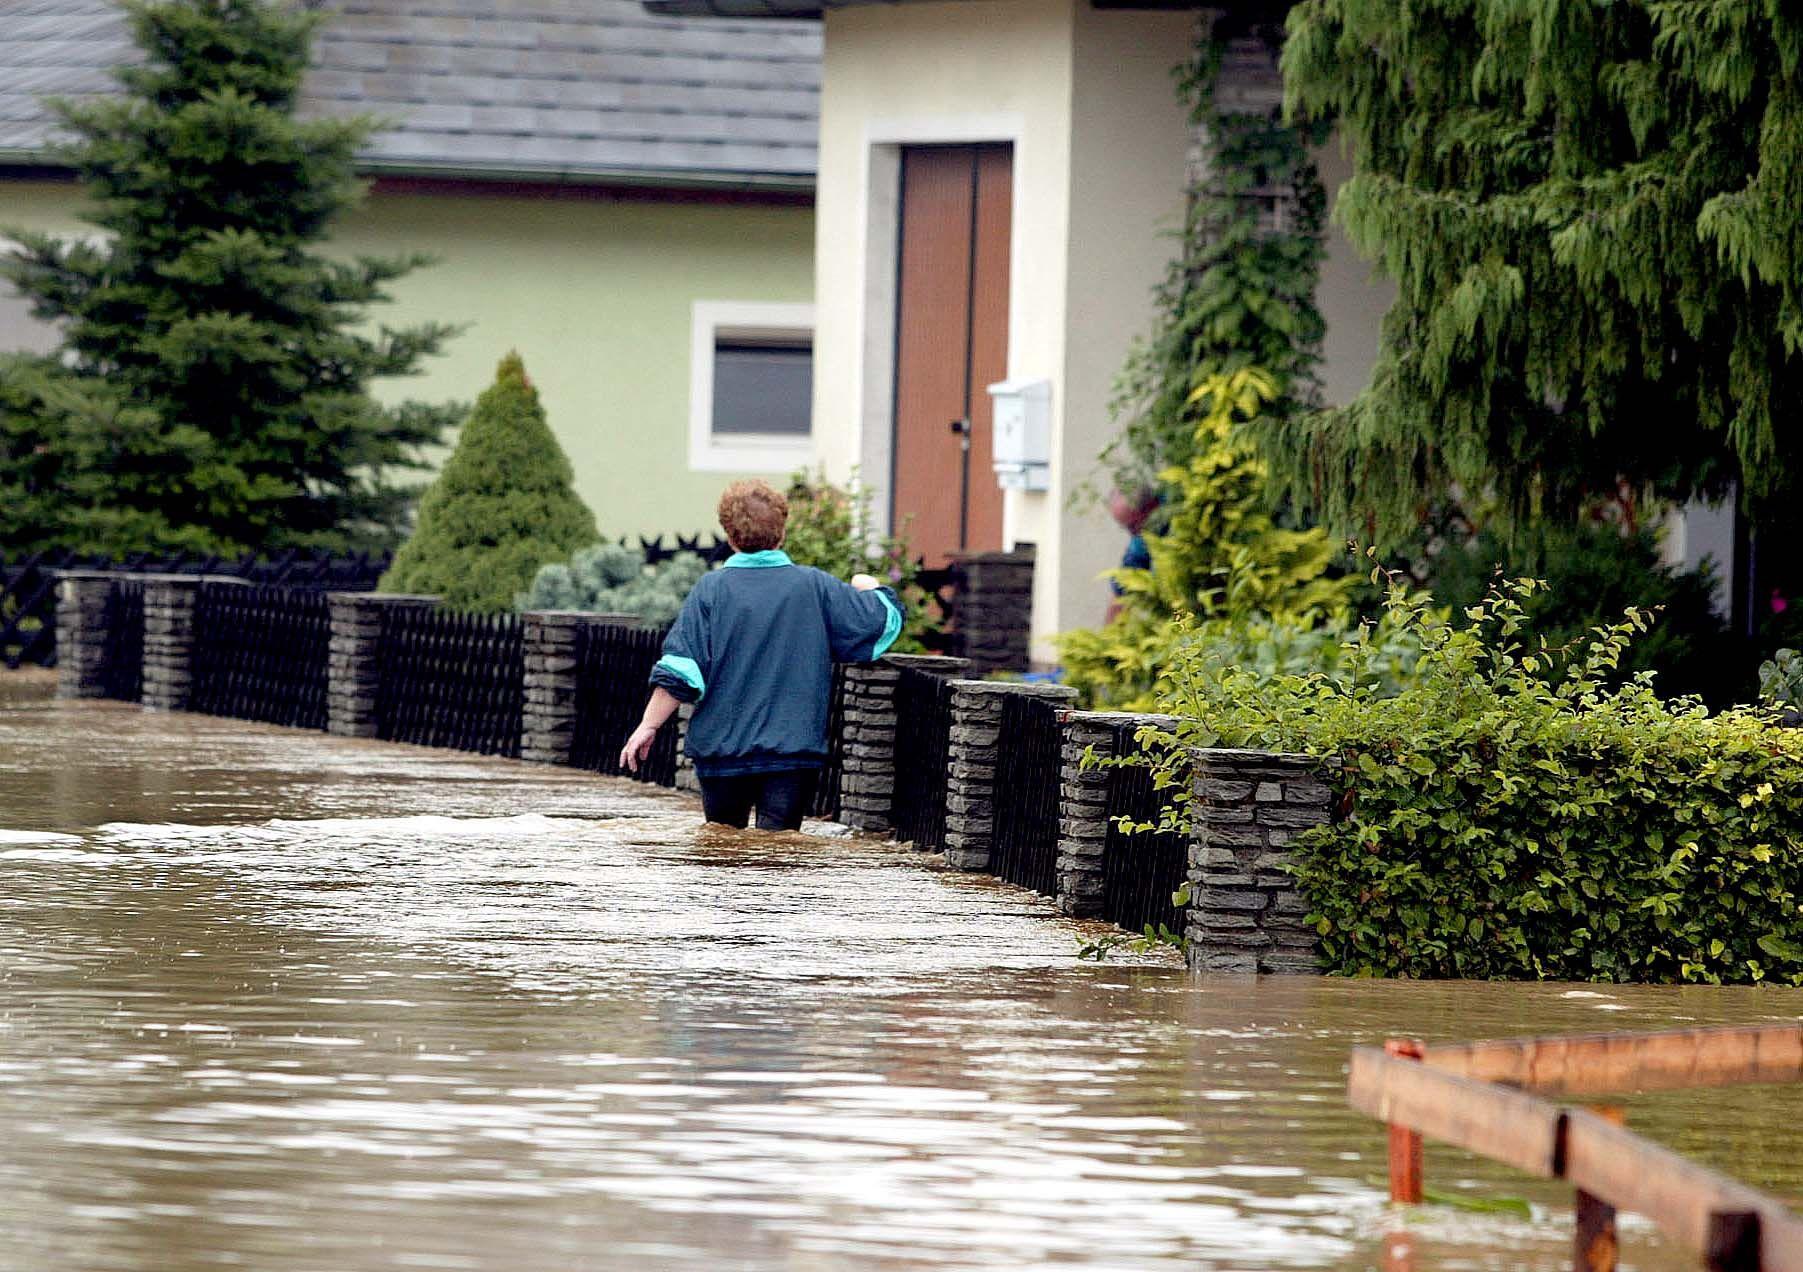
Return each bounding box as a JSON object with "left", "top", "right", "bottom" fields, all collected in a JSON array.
[{"left": 717, "top": 479, "right": 789, "bottom": 552}]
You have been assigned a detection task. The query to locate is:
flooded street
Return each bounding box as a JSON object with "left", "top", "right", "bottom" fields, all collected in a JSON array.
[{"left": 3, "top": 675, "right": 1802, "bottom": 1271}]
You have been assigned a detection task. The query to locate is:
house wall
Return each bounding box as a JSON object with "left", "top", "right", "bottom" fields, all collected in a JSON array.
[
  {"left": 1314, "top": 140, "right": 1392, "bottom": 410},
  {"left": 815, "top": 0, "right": 1198, "bottom": 656},
  {"left": 1056, "top": 2, "right": 1201, "bottom": 646},
  {"left": 0, "top": 177, "right": 816, "bottom": 542},
  {"left": 813, "top": 0, "right": 1077, "bottom": 535}
]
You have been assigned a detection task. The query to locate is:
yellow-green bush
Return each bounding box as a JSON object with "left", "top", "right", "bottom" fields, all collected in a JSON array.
[{"left": 1062, "top": 369, "right": 1354, "bottom": 707}]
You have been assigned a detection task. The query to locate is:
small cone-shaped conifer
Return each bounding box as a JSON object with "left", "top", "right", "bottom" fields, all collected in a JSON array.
[{"left": 381, "top": 353, "right": 598, "bottom": 612}]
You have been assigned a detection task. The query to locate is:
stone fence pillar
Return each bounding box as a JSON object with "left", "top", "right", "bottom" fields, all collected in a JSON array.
[
  {"left": 1055, "top": 710, "right": 1177, "bottom": 917},
  {"left": 519, "top": 611, "right": 639, "bottom": 765},
  {"left": 1184, "top": 749, "right": 1333, "bottom": 974},
  {"left": 141, "top": 575, "right": 219, "bottom": 711},
  {"left": 55, "top": 571, "right": 121, "bottom": 700},
  {"left": 674, "top": 702, "right": 699, "bottom": 793},
  {"left": 943, "top": 679, "right": 1076, "bottom": 870},
  {"left": 326, "top": 593, "right": 437, "bottom": 738},
  {"left": 948, "top": 546, "right": 1035, "bottom": 674},
  {"left": 837, "top": 653, "right": 968, "bottom": 835}
]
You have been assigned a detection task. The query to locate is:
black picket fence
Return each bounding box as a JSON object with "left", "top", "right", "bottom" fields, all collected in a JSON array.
[
  {"left": 190, "top": 584, "right": 332, "bottom": 730},
  {"left": 570, "top": 622, "right": 681, "bottom": 786},
  {"left": 891, "top": 663, "right": 956, "bottom": 851},
  {"left": 98, "top": 580, "right": 145, "bottom": 704},
  {"left": 1100, "top": 722, "right": 1189, "bottom": 939},
  {"left": 0, "top": 547, "right": 389, "bottom": 670},
  {"left": 635, "top": 534, "right": 734, "bottom": 567},
  {"left": 376, "top": 606, "right": 524, "bottom": 757},
  {"left": 988, "top": 693, "right": 1064, "bottom": 896}
]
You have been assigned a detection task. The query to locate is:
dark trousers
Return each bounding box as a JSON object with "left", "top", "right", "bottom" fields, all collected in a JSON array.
[{"left": 698, "top": 769, "right": 817, "bottom": 832}]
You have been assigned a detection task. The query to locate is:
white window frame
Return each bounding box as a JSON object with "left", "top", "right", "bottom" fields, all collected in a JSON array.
[{"left": 689, "top": 300, "right": 817, "bottom": 473}]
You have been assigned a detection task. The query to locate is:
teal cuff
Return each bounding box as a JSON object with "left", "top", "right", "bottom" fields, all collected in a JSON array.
[
  {"left": 872, "top": 592, "right": 903, "bottom": 659},
  {"left": 654, "top": 654, "right": 706, "bottom": 700}
]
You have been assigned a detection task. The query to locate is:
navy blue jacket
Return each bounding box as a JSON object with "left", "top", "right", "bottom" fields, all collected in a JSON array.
[{"left": 649, "top": 550, "right": 902, "bottom": 777}]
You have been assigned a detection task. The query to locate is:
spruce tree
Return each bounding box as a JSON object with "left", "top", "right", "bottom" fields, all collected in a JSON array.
[
  {"left": 1268, "top": 1, "right": 1803, "bottom": 548},
  {"left": 0, "top": 0, "right": 460, "bottom": 555},
  {"left": 381, "top": 353, "right": 599, "bottom": 613}
]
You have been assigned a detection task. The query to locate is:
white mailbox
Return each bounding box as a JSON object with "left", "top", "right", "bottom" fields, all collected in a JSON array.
[{"left": 988, "top": 377, "right": 1052, "bottom": 491}]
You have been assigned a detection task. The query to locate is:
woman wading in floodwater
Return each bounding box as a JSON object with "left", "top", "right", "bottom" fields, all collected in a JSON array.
[{"left": 619, "top": 479, "right": 904, "bottom": 831}]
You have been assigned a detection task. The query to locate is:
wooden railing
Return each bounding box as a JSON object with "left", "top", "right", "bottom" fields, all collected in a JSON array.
[{"left": 1350, "top": 1024, "right": 1803, "bottom": 1271}]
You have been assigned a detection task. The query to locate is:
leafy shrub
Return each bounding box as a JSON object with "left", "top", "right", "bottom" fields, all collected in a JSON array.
[
  {"left": 781, "top": 468, "right": 938, "bottom": 653},
  {"left": 381, "top": 353, "right": 598, "bottom": 612},
  {"left": 1061, "top": 609, "right": 1420, "bottom": 711},
  {"left": 1760, "top": 649, "right": 1803, "bottom": 711},
  {"left": 519, "top": 544, "right": 708, "bottom": 628},
  {"left": 1143, "top": 574, "right": 1803, "bottom": 985}
]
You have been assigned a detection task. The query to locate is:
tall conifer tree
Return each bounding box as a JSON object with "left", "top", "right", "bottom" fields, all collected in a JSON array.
[
  {"left": 0, "top": 0, "right": 460, "bottom": 554},
  {"left": 1268, "top": 1, "right": 1803, "bottom": 548}
]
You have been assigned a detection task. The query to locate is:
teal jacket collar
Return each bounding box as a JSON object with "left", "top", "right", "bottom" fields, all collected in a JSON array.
[{"left": 723, "top": 549, "right": 793, "bottom": 569}]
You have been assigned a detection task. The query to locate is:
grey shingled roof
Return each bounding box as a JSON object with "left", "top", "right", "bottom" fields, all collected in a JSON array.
[{"left": 0, "top": 0, "right": 820, "bottom": 188}]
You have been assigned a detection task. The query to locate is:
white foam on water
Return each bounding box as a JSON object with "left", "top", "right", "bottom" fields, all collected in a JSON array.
[
  {"left": 0, "top": 829, "right": 83, "bottom": 846},
  {"left": 265, "top": 813, "right": 569, "bottom": 839},
  {"left": 95, "top": 813, "right": 573, "bottom": 845}
]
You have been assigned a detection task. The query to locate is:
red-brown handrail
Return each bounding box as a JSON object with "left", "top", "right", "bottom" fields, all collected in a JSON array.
[{"left": 1349, "top": 1023, "right": 1803, "bottom": 1272}]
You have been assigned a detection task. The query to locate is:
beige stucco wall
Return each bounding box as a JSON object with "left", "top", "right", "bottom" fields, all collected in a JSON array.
[
  {"left": 0, "top": 178, "right": 815, "bottom": 542},
  {"left": 814, "top": 0, "right": 1200, "bottom": 655},
  {"left": 1314, "top": 140, "right": 1392, "bottom": 409},
  {"left": 1055, "top": 3, "right": 1202, "bottom": 645},
  {"left": 813, "top": 0, "right": 1077, "bottom": 519}
]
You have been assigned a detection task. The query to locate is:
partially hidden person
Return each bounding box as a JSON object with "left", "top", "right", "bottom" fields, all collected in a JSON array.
[
  {"left": 1104, "top": 485, "right": 1158, "bottom": 626},
  {"left": 618, "top": 479, "right": 904, "bottom": 832}
]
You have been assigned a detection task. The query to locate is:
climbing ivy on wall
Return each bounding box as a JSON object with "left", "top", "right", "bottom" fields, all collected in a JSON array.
[
  {"left": 1266, "top": 0, "right": 1803, "bottom": 549},
  {"left": 1099, "top": 22, "right": 1330, "bottom": 500}
]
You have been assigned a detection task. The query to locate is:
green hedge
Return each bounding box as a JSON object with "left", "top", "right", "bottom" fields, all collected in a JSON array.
[
  {"left": 1155, "top": 576, "right": 1803, "bottom": 984},
  {"left": 1294, "top": 704, "right": 1803, "bottom": 984}
]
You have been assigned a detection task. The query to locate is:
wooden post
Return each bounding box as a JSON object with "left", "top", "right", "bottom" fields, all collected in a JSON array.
[
  {"left": 1382, "top": 1230, "right": 1416, "bottom": 1272},
  {"left": 1385, "top": 1038, "right": 1425, "bottom": 1204},
  {"left": 1574, "top": 1106, "right": 1625, "bottom": 1272}
]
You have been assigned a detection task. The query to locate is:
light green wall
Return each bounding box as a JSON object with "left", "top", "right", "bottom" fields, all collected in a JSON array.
[{"left": 0, "top": 178, "right": 816, "bottom": 541}]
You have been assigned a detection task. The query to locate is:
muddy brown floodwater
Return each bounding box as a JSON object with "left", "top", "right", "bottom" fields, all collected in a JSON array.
[{"left": 2, "top": 676, "right": 1802, "bottom": 1270}]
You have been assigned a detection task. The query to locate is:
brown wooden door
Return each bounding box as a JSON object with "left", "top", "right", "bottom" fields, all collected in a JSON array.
[{"left": 891, "top": 144, "right": 1012, "bottom": 566}]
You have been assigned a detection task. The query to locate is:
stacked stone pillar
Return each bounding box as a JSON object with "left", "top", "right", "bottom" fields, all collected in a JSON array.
[
  {"left": 837, "top": 653, "right": 967, "bottom": 835},
  {"left": 519, "top": 611, "right": 639, "bottom": 765},
  {"left": 55, "top": 571, "right": 121, "bottom": 700},
  {"left": 947, "top": 547, "right": 1035, "bottom": 674},
  {"left": 326, "top": 593, "right": 437, "bottom": 738},
  {"left": 1184, "top": 749, "right": 1332, "bottom": 973},
  {"left": 140, "top": 576, "right": 208, "bottom": 711},
  {"left": 943, "top": 680, "right": 1075, "bottom": 870},
  {"left": 674, "top": 702, "right": 699, "bottom": 793}
]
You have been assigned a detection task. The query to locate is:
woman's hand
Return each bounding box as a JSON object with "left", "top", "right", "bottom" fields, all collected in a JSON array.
[
  {"left": 619, "top": 723, "right": 660, "bottom": 773},
  {"left": 851, "top": 573, "right": 880, "bottom": 591}
]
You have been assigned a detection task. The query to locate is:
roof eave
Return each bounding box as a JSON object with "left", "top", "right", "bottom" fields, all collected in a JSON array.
[
  {"left": 644, "top": 0, "right": 1289, "bottom": 18},
  {"left": 0, "top": 150, "right": 817, "bottom": 197},
  {"left": 356, "top": 156, "right": 816, "bottom": 195}
]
